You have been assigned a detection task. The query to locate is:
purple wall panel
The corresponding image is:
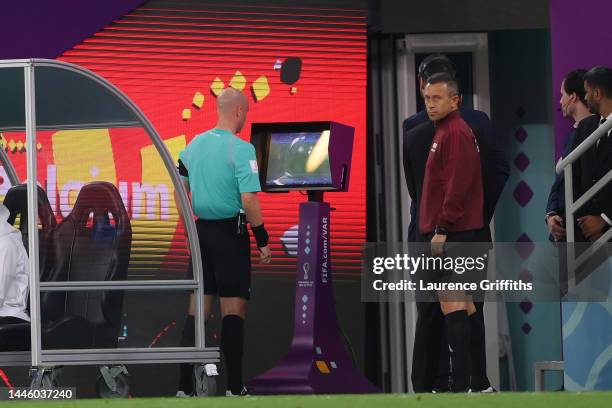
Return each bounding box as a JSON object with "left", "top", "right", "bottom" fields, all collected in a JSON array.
[
  {"left": 550, "top": 0, "right": 612, "bottom": 159},
  {"left": 0, "top": 0, "right": 145, "bottom": 59}
]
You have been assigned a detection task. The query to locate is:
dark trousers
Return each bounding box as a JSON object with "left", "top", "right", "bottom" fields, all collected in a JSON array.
[{"left": 412, "top": 301, "right": 448, "bottom": 392}]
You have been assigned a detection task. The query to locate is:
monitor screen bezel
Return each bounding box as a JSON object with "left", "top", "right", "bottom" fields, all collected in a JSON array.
[{"left": 252, "top": 121, "right": 336, "bottom": 192}]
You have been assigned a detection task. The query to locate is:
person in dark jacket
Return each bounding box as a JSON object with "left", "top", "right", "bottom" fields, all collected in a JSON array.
[
  {"left": 572, "top": 66, "right": 612, "bottom": 242},
  {"left": 545, "top": 69, "right": 594, "bottom": 241}
]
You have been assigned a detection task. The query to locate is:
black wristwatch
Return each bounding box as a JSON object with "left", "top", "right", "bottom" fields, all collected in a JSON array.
[{"left": 434, "top": 225, "right": 448, "bottom": 236}]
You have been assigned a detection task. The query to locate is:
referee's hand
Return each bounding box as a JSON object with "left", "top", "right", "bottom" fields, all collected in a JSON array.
[
  {"left": 259, "top": 245, "right": 272, "bottom": 264},
  {"left": 430, "top": 233, "right": 447, "bottom": 257}
]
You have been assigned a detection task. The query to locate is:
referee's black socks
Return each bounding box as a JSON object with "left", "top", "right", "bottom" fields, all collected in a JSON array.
[
  {"left": 178, "top": 314, "right": 195, "bottom": 394},
  {"left": 222, "top": 314, "right": 245, "bottom": 395},
  {"left": 445, "top": 310, "right": 471, "bottom": 392}
]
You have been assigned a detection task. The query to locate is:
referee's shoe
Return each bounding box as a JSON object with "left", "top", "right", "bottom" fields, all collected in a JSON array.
[{"left": 226, "top": 386, "right": 249, "bottom": 397}]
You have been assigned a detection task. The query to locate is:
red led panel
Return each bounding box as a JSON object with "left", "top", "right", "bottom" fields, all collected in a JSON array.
[{"left": 53, "top": 0, "right": 367, "bottom": 278}]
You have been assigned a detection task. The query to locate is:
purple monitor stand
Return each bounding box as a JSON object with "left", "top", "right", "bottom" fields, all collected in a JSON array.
[{"left": 248, "top": 193, "right": 379, "bottom": 394}]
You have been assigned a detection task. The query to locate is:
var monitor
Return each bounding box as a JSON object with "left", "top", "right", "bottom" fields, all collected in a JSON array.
[{"left": 250, "top": 121, "right": 354, "bottom": 192}]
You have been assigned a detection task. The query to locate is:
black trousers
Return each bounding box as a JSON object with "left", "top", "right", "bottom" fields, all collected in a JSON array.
[{"left": 412, "top": 300, "right": 448, "bottom": 392}]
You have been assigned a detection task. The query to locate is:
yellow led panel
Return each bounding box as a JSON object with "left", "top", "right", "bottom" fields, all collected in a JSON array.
[
  {"left": 229, "top": 71, "right": 247, "bottom": 91},
  {"left": 211, "top": 77, "right": 225, "bottom": 96},
  {"left": 251, "top": 76, "right": 270, "bottom": 101},
  {"left": 192, "top": 92, "right": 204, "bottom": 109}
]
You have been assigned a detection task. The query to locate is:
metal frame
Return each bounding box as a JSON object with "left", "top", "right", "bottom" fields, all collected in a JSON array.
[
  {"left": 1, "top": 122, "right": 142, "bottom": 132},
  {"left": 398, "top": 33, "right": 491, "bottom": 119},
  {"left": 534, "top": 361, "right": 564, "bottom": 391},
  {"left": 557, "top": 119, "right": 612, "bottom": 290},
  {"left": 369, "top": 36, "right": 409, "bottom": 393},
  {"left": 368, "top": 37, "right": 392, "bottom": 392},
  {"left": 0, "top": 59, "right": 218, "bottom": 368},
  {"left": 0, "top": 351, "right": 31, "bottom": 367}
]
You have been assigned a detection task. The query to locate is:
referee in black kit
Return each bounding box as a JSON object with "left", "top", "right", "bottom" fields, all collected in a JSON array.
[{"left": 176, "top": 88, "right": 272, "bottom": 397}]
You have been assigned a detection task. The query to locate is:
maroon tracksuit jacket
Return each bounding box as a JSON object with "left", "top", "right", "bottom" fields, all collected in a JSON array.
[{"left": 419, "top": 110, "right": 484, "bottom": 235}]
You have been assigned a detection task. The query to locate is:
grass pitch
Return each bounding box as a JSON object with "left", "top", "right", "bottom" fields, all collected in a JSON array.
[{"left": 11, "top": 392, "right": 612, "bottom": 408}]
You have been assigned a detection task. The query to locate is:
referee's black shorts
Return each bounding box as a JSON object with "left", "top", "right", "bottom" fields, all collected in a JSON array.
[
  {"left": 413, "top": 229, "right": 488, "bottom": 300},
  {"left": 193, "top": 217, "right": 252, "bottom": 300}
]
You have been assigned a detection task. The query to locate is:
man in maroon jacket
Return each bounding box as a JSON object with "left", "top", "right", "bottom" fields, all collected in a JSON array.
[{"left": 419, "top": 72, "right": 484, "bottom": 392}]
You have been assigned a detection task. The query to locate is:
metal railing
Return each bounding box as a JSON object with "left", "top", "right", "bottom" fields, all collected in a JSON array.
[
  {"left": 556, "top": 118, "right": 612, "bottom": 291},
  {"left": 0, "top": 59, "right": 219, "bottom": 370},
  {"left": 531, "top": 117, "right": 612, "bottom": 392}
]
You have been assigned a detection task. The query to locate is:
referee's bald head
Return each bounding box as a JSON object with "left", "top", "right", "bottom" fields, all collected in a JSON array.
[
  {"left": 217, "top": 88, "right": 248, "bottom": 113},
  {"left": 216, "top": 88, "right": 250, "bottom": 133}
]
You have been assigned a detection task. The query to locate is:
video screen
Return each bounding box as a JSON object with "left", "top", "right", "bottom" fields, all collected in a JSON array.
[{"left": 265, "top": 131, "right": 332, "bottom": 188}]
